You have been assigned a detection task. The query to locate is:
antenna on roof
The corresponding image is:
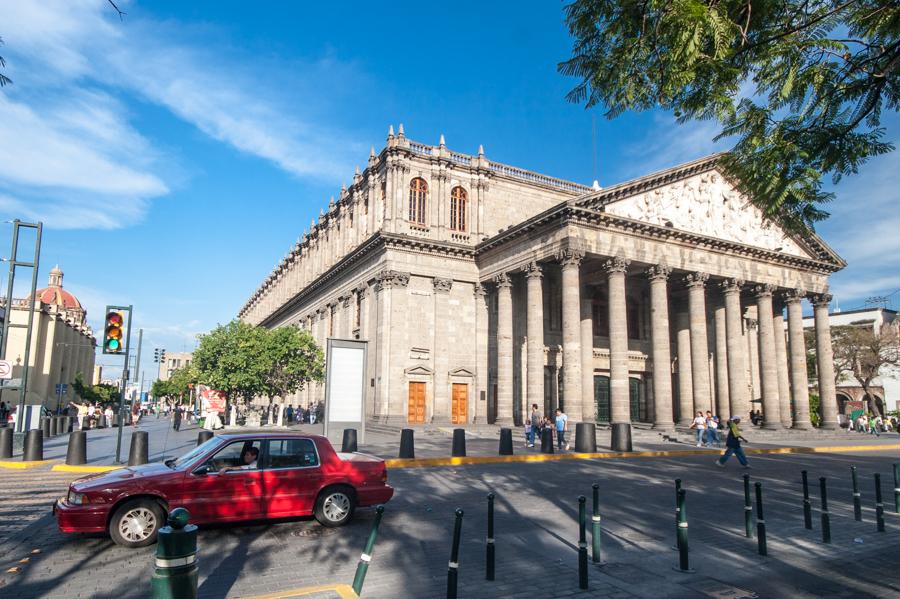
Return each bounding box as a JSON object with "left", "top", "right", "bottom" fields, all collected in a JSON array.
[{"left": 592, "top": 113, "right": 599, "bottom": 186}]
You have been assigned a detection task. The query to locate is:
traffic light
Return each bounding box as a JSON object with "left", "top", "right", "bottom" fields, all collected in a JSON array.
[
  {"left": 103, "top": 309, "right": 126, "bottom": 354},
  {"left": 153, "top": 348, "right": 160, "bottom": 363}
]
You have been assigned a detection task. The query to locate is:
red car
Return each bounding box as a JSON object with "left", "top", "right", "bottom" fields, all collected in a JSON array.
[{"left": 54, "top": 432, "right": 393, "bottom": 548}]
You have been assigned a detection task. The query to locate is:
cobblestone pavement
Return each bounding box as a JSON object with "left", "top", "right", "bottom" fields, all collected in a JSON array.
[{"left": 1, "top": 420, "right": 899, "bottom": 599}]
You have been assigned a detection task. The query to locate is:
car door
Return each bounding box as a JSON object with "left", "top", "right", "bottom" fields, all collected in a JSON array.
[
  {"left": 179, "top": 439, "right": 265, "bottom": 523},
  {"left": 260, "top": 438, "right": 323, "bottom": 519}
]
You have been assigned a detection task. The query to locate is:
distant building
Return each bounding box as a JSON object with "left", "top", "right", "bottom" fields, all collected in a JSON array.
[
  {"left": 157, "top": 351, "right": 193, "bottom": 382},
  {"left": 92, "top": 364, "right": 103, "bottom": 386},
  {"left": 0, "top": 266, "right": 96, "bottom": 411}
]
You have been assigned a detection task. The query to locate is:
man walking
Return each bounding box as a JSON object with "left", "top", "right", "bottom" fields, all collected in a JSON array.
[
  {"left": 173, "top": 405, "right": 182, "bottom": 432},
  {"left": 715, "top": 416, "right": 751, "bottom": 468},
  {"left": 555, "top": 408, "right": 569, "bottom": 451}
]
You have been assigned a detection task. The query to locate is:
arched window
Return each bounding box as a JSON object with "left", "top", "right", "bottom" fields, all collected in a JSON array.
[
  {"left": 409, "top": 178, "right": 427, "bottom": 225},
  {"left": 450, "top": 186, "right": 467, "bottom": 231}
]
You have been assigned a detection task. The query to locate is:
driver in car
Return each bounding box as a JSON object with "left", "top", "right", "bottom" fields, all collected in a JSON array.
[{"left": 220, "top": 447, "right": 259, "bottom": 473}]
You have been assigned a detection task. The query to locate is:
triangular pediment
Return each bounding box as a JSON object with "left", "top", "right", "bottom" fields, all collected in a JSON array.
[
  {"left": 404, "top": 365, "right": 434, "bottom": 376},
  {"left": 449, "top": 367, "right": 475, "bottom": 377}
]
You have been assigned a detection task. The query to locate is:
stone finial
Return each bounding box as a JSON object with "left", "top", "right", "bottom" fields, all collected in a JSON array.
[
  {"left": 478, "top": 144, "right": 484, "bottom": 156},
  {"left": 329, "top": 196, "right": 335, "bottom": 210},
  {"left": 523, "top": 261, "right": 543, "bottom": 278},
  {"left": 439, "top": 133, "right": 446, "bottom": 147},
  {"left": 398, "top": 123, "right": 405, "bottom": 137},
  {"left": 388, "top": 125, "right": 395, "bottom": 138},
  {"left": 645, "top": 264, "right": 671, "bottom": 281},
  {"left": 592, "top": 180, "right": 601, "bottom": 191},
  {"left": 341, "top": 182, "right": 347, "bottom": 193}
]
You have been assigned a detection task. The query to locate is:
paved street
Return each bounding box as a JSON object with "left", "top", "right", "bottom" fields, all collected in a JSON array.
[{"left": 1, "top": 418, "right": 899, "bottom": 598}]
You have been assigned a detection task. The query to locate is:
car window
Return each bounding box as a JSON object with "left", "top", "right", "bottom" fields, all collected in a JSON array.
[
  {"left": 173, "top": 437, "right": 220, "bottom": 469},
  {"left": 265, "top": 438, "right": 319, "bottom": 469},
  {"left": 203, "top": 440, "right": 261, "bottom": 473}
]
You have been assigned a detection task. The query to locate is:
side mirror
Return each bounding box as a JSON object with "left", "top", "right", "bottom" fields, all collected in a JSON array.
[{"left": 193, "top": 465, "right": 210, "bottom": 476}]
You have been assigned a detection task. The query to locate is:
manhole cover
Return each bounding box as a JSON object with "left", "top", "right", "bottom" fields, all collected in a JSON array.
[{"left": 291, "top": 526, "right": 340, "bottom": 538}]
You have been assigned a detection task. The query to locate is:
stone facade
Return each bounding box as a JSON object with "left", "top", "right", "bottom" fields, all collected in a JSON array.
[{"left": 239, "top": 127, "right": 846, "bottom": 429}]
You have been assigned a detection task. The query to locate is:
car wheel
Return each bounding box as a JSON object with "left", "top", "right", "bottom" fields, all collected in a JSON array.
[
  {"left": 314, "top": 486, "right": 356, "bottom": 527},
  {"left": 109, "top": 499, "right": 164, "bottom": 548}
]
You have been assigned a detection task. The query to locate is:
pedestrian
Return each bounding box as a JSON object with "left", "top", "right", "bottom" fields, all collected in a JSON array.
[
  {"left": 555, "top": 408, "right": 569, "bottom": 451},
  {"left": 286, "top": 404, "right": 294, "bottom": 425},
  {"left": 705, "top": 411, "right": 720, "bottom": 447},
  {"left": 173, "top": 405, "right": 182, "bottom": 431},
  {"left": 690, "top": 411, "right": 707, "bottom": 447},
  {"left": 715, "top": 416, "right": 751, "bottom": 468},
  {"left": 871, "top": 414, "right": 882, "bottom": 436},
  {"left": 104, "top": 405, "right": 114, "bottom": 426},
  {"left": 131, "top": 402, "right": 140, "bottom": 428},
  {"left": 528, "top": 403, "right": 541, "bottom": 448}
]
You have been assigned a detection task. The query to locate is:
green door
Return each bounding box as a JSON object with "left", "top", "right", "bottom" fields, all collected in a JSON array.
[
  {"left": 594, "top": 376, "right": 610, "bottom": 423},
  {"left": 630, "top": 378, "right": 642, "bottom": 422}
]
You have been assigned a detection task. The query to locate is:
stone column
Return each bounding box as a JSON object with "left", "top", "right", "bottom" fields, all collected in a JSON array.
[
  {"left": 605, "top": 256, "right": 630, "bottom": 424},
  {"left": 754, "top": 284, "right": 782, "bottom": 429},
  {"left": 474, "top": 284, "right": 489, "bottom": 423},
  {"left": 524, "top": 262, "right": 545, "bottom": 420},
  {"left": 685, "top": 272, "right": 712, "bottom": 414},
  {"left": 721, "top": 279, "right": 749, "bottom": 421},
  {"left": 580, "top": 292, "right": 595, "bottom": 422},
  {"left": 713, "top": 301, "right": 731, "bottom": 421},
  {"left": 373, "top": 275, "right": 393, "bottom": 420},
  {"left": 558, "top": 249, "right": 584, "bottom": 420},
  {"left": 495, "top": 273, "right": 514, "bottom": 426},
  {"left": 675, "top": 309, "right": 694, "bottom": 425},
  {"left": 342, "top": 295, "right": 353, "bottom": 339},
  {"left": 433, "top": 277, "right": 452, "bottom": 423},
  {"left": 647, "top": 265, "right": 673, "bottom": 429},
  {"left": 772, "top": 300, "right": 793, "bottom": 428},
  {"left": 811, "top": 293, "right": 838, "bottom": 429},
  {"left": 784, "top": 290, "right": 812, "bottom": 429}
]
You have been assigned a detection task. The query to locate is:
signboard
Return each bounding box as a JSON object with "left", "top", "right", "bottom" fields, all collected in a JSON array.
[
  {"left": 55, "top": 383, "right": 68, "bottom": 395},
  {"left": 324, "top": 338, "right": 368, "bottom": 445},
  {"left": 0, "top": 360, "right": 11, "bottom": 380},
  {"left": 199, "top": 385, "right": 227, "bottom": 413}
]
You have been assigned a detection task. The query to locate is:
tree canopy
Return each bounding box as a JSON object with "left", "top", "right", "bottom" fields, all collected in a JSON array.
[
  {"left": 832, "top": 323, "right": 899, "bottom": 416},
  {"left": 192, "top": 320, "right": 324, "bottom": 406},
  {"left": 150, "top": 364, "right": 199, "bottom": 405},
  {"left": 559, "top": 1, "right": 899, "bottom": 230}
]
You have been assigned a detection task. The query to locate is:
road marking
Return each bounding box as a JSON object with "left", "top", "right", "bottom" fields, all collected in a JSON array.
[
  {"left": 240, "top": 583, "right": 358, "bottom": 599},
  {"left": 51, "top": 464, "right": 120, "bottom": 473},
  {"left": 0, "top": 460, "right": 59, "bottom": 470}
]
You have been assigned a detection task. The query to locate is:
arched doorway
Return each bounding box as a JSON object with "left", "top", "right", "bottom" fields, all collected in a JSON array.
[{"left": 836, "top": 393, "right": 853, "bottom": 415}]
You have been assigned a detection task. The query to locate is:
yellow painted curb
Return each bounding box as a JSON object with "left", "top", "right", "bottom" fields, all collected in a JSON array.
[
  {"left": 383, "top": 443, "right": 900, "bottom": 470},
  {"left": 0, "top": 459, "right": 59, "bottom": 470},
  {"left": 51, "top": 464, "right": 121, "bottom": 473},
  {"left": 241, "top": 583, "right": 358, "bottom": 599}
]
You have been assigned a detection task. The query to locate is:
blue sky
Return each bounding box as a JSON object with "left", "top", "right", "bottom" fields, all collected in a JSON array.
[{"left": 1, "top": 0, "right": 898, "bottom": 376}]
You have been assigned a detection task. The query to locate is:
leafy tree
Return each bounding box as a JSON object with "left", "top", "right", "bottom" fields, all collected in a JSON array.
[
  {"left": 0, "top": 37, "right": 11, "bottom": 87},
  {"left": 150, "top": 378, "right": 173, "bottom": 402},
  {"left": 71, "top": 372, "right": 120, "bottom": 407},
  {"left": 832, "top": 323, "right": 900, "bottom": 417},
  {"left": 168, "top": 364, "right": 199, "bottom": 404},
  {"left": 559, "top": 1, "right": 899, "bottom": 229},
  {"left": 265, "top": 326, "right": 325, "bottom": 400}
]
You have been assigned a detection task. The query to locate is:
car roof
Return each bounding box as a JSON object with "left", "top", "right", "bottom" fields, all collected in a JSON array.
[{"left": 213, "top": 431, "right": 327, "bottom": 441}]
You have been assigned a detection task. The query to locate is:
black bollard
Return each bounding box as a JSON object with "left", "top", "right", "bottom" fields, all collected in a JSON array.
[
  {"left": 399, "top": 429, "right": 415, "bottom": 459},
  {"left": 485, "top": 494, "right": 495, "bottom": 581},
  {"left": 540, "top": 428, "right": 554, "bottom": 454},
  {"left": 755, "top": 482, "right": 767, "bottom": 556},
  {"left": 743, "top": 474, "right": 754, "bottom": 538},
  {"left": 23, "top": 429, "right": 43, "bottom": 461},
  {"left": 851, "top": 466, "right": 862, "bottom": 522},
  {"left": 672, "top": 478, "right": 682, "bottom": 550},
  {"left": 802, "top": 470, "right": 813, "bottom": 530},
  {"left": 49, "top": 416, "right": 58, "bottom": 437},
  {"left": 674, "top": 488, "right": 693, "bottom": 572},
  {"left": 128, "top": 430, "right": 149, "bottom": 466},
  {"left": 41, "top": 417, "right": 51, "bottom": 439},
  {"left": 342, "top": 428, "right": 358, "bottom": 453},
  {"left": 820, "top": 477, "right": 831, "bottom": 543},
  {"left": 98, "top": 414, "right": 107, "bottom": 429},
  {"left": 591, "top": 483, "right": 604, "bottom": 564},
  {"left": 498, "top": 428, "right": 513, "bottom": 456},
  {"left": 894, "top": 464, "right": 900, "bottom": 514},
  {"left": 196, "top": 430, "right": 213, "bottom": 446},
  {"left": 875, "top": 473, "right": 885, "bottom": 532},
  {"left": 446, "top": 508, "right": 464, "bottom": 599},
  {"left": 451, "top": 429, "right": 466, "bottom": 457},
  {"left": 68, "top": 416, "right": 75, "bottom": 433},
  {"left": 610, "top": 422, "right": 632, "bottom": 452},
  {"left": 66, "top": 431, "right": 87, "bottom": 465},
  {"left": 575, "top": 422, "right": 597, "bottom": 453},
  {"left": 0, "top": 427, "right": 12, "bottom": 458},
  {"left": 578, "top": 495, "right": 588, "bottom": 589}
]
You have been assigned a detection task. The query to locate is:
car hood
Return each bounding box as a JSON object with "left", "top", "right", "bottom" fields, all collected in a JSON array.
[{"left": 72, "top": 463, "right": 175, "bottom": 491}]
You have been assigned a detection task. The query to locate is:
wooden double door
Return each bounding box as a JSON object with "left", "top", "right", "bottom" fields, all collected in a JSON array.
[
  {"left": 408, "top": 382, "right": 426, "bottom": 424},
  {"left": 407, "top": 382, "right": 468, "bottom": 424}
]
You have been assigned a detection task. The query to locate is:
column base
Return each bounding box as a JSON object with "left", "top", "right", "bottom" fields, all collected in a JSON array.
[
  {"left": 762, "top": 422, "right": 783, "bottom": 431},
  {"left": 792, "top": 421, "right": 812, "bottom": 430},
  {"left": 819, "top": 420, "right": 838, "bottom": 430}
]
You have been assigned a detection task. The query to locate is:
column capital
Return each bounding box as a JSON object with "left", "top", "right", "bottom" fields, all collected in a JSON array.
[
  {"left": 753, "top": 283, "right": 776, "bottom": 298},
  {"left": 493, "top": 272, "right": 513, "bottom": 289},
  {"left": 375, "top": 269, "right": 410, "bottom": 291},
  {"left": 340, "top": 295, "right": 351, "bottom": 308},
  {"left": 720, "top": 277, "right": 745, "bottom": 293},
  {"left": 556, "top": 248, "right": 584, "bottom": 268},
  {"left": 684, "top": 271, "right": 709, "bottom": 288},
  {"left": 602, "top": 256, "right": 629, "bottom": 274},
  {"left": 746, "top": 317, "right": 758, "bottom": 330},
  {"left": 782, "top": 288, "right": 805, "bottom": 304},
  {"left": 474, "top": 283, "right": 487, "bottom": 298},
  {"left": 523, "top": 261, "right": 543, "bottom": 279},
  {"left": 433, "top": 277, "right": 453, "bottom": 293},
  {"left": 809, "top": 292, "right": 833, "bottom": 308},
  {"left": 356, "top": 284, "right": 369, "bottom": 299},
  {"left": 645, "top": 264, "right": 671, "bottom": 281}
]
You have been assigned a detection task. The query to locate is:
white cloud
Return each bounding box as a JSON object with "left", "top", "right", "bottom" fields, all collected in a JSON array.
[{"left": 620, "top": 115, "right": 726, "bottom": 178}]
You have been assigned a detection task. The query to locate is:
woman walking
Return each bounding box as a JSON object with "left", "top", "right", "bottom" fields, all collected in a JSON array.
[{"left": 715, "top": 416, "right": 751, "bottom": 468}]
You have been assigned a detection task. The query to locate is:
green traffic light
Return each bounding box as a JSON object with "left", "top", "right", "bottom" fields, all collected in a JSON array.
[{"left": 107, "top": 339, "right": 120, "bottom": 351}]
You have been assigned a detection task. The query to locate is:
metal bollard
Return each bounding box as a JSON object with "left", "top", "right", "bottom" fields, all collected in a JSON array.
[
  {"left": 820, "top": 477, "right": 831, "bottom": 543},
  {"left": 591, "top": 482, "right": 604, "bottom": 564},
  {"left": 743, "top": 474, "right": 753, "bottom": 538},
  {"left": 49, "top": 416, "right": 58, "bottom": 437},
  {"left": 893, "top": 464, "right": 900, "bottom": 514},
  {"left": 150, "top": 508, "right": 198, "bottom": 599},
  {"left": 485, "top": 493, "right": 495, "bottom": 581},
  {"left": 540, "top": 428, "right": 554, "bottom": 454},
  {"left": 196, "top": 431, "right": 213, "bottom": 446},
  {"left": 578, "top": 495, "right": 588, "bottom": 590},
  {"left": 755, "top": 482, "right": 767, "bottom": 556},
  {"left": 128, "top": 430, "right": 149, "bottom": 466},
  {"left": 875, "top": 473, "right": 885, "bottom": 533},
  {"left": 671, "top": 478, "right": 682, "bottom": 550},
  {"left": 575, "top": 422, "right": 597, "bottom": 453},
  {"left": 41, "top": 417, "right": 51, "bottom": 439},
  {"left": 498, "top": 428, "right": 513, "bottom": 456},
  {"left": 851, "top": 466, "right": 862, "bottom": 521},
  {"left": 351, "top": 505, "right": 385, "bottom": 596},
  {"left": 674, "top": 488, "right": 693, "bottom": 572},
  {"left": 451, "top": 429, "right": 466, "bottom": 457},
  {"left": 66, "top": 431, "right": 87, "bottom": 465},
  {"left": 342, "top": 428, "right": 358, "bottom": 453},
  {"left": 802, "top": 470, "right": 813, "bottom": 530},
  {"left": 23, "top": 429, "right": 43, "bottom": 461},
  {"left": 446, "top": 508, "right": 464, "bottom": 599},
  {"left": 399, "top": 428, "right": 415, "bottom": 459},
  {"left": 0, "top": 427, "right": 12, "bottom": 459}
]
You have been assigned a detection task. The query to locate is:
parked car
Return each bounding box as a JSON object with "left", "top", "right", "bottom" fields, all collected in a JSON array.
[{"left": 54, "top": 432, "right": 393, "bottom": 548}]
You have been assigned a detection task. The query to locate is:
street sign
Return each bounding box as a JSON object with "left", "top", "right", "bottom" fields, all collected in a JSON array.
[
  {"left": 55, "top": 383, "right": 68, "bottom": 395},
  {"left": 0, "top": 359, "right": 11, "bottom": 380}
]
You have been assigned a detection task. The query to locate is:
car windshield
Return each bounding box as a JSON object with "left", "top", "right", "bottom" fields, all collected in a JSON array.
[{"left": 171, "top": 437, "right": 221, "bottom": 469}]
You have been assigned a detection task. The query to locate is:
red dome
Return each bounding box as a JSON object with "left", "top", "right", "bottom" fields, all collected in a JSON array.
[{"left": 33, "top": 286, "right": 83, "bottom": 310}]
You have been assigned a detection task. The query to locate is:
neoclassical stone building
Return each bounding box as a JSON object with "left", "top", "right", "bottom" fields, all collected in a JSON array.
[{"left": 239, "top": 127, "right": 846, "bottom": 436}]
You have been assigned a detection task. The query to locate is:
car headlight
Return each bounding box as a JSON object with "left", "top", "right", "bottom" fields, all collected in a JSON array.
[{"left": 67, "top": 491, "right": 89, "bottom": 505}]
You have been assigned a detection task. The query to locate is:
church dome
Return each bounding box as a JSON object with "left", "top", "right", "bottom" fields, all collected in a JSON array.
[{"left": 29, "top": 265, "right": 83, "bottom": 311}]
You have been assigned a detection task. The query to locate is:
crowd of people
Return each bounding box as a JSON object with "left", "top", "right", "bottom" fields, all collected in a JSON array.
[{"left": 846, "top": 413, "right": 896, "bottom": 436}]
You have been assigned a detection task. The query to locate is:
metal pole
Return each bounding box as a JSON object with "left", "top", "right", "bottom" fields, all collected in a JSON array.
[
  {"left": 802, "top": 470, "right": 813, "bottom": 530},
  {"left": 16, "top": 222, "right": 42, "bottom": 433},
  {"left": 591, "top": 482, "right": 603, "bottom": 563},
  {"left": 755, "top": 482, "right": 767, "bottom": 556},
  {"left": 674, "top": 488, "right": 692, "bottom": 572},
  {"left": 851, "top": 466, "right": 862, "bottom": 521},
  {"left": 446, "top": 508, "right": 464, "bottom": 599},
  {"left": 351, "top": 505, "right": 384, "bottom": 596},
  {"left": 578, "top": 495, "right": 588, "bottom": 589},
  {"left": 893, "top": 463, "right": 900, "bottom": 514},
  {"left": 134, "top": 329, "right": 143, "bottom": 405},
  {"left": 875, "top": 473, "right": 885, "bottom": 532},
  {"left": 743, "top": 474, "right": 753, "bottom": 538},
  {"left": 485, "top": 493, "right": 495, "bottom": 581},
  {"left": 820, "top": 477, "right": 831, "bottom": 543},
  {"left": 114, "top": 306, "right": 134, "bottom": 464}
]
